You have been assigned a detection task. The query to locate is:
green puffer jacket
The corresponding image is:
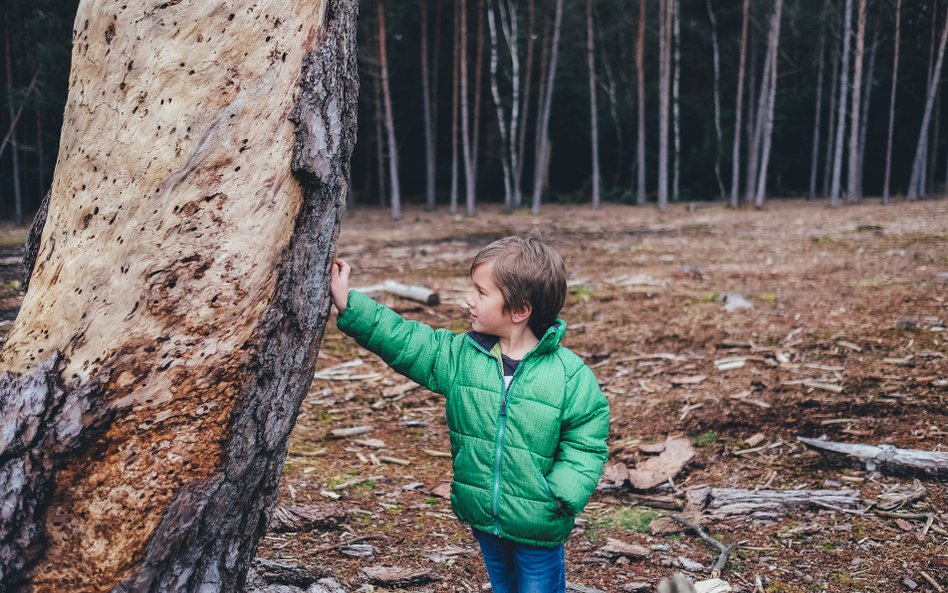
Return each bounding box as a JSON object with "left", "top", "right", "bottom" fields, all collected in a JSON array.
[{"left": 337, "top": 290, "right": 610, "bottom": 547}]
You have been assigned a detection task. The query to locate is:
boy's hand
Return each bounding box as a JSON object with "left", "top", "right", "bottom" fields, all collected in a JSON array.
[{"left": 330, "top": 258, "right": 351, "bottom": 311}]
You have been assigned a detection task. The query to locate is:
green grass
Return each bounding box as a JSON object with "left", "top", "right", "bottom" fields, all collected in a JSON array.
[
  {"left": 693, "top": 431, "right": 720, "bottom": 447},
  {"left": 590, "top": 507, "right": 659, "bottom": 537}
]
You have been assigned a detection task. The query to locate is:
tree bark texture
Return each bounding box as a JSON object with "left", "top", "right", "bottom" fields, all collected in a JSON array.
[{"left": 0, "top": 1, "right": 358, "bottom": 591}]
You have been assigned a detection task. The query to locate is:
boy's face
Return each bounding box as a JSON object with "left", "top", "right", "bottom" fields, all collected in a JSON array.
[{"left": 467, "top": 262, "right": 513, "bottom": 337}]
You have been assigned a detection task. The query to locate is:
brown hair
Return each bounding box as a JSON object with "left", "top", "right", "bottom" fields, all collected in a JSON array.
[{"left": 471, "top": 233, "right": 567, "bottom": 337}]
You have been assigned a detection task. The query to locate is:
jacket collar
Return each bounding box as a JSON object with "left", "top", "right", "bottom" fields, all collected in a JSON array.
[{"left": 466, "top": 319, "right": 566, "bottom": 358}]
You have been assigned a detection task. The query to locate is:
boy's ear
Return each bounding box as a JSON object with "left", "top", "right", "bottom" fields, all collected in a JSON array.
[{"left": 510, "top": 303, "right": 532, "bottom": 324}]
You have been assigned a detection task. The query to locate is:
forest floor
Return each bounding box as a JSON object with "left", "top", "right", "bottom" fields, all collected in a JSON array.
[{"left": 2, "top": 199, "right": 947, "bottom": 592}]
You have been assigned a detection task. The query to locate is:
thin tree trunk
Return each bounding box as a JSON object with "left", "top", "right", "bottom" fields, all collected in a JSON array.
[
  {"left": 747, "top": 16, "right": 775, "bottom": 206},
  {"left": 706, "top": 0, "right": 725, "bottom": 201},
  {"left": 421, "top": 0, "right": 436, "bottom": 210},
  {"left": 472, "top": 0, "right": 486, "bottom": 193},
  {"left": 4, "top": 12, "right": 23, "bottom": 227},
  {"left": 0, "top": 1, "right": 358, "bottom": 589},
  {"left": 515, "top": 0, "right": 536, "bottom": 208},
  {"left": 830, "top": 0, "right": 853, "bottom": 207},
  {"left": 533, "top": 8, "right": 552, "bottom": 202},
  {"left": 928, "top": 90, "right": 940, "bottom": 193},
  {"left": 595, "top": 8, "right": 623, "bottom": 191},
  {"left": 823, "top": 17, "right": 840, "bottom": 200},
  {"left": 883, "top": 0, "right": 902, "bottom": 203},
  {"left": 635, "top": 0, "right": 647, "bottom": 205},
  {"left": 460, "top": 0, "right": 476, "bottom": 216},
  {"left": 451, "top": 0, "right": 461, "bottom": 214},
  {"left": 35, "top": 97, "right": 45, "bottom": 204},
  {"left": 374, "top": 64, "right": 387, "bottom": 208},
  {"left": 729, "top": 0, "right": 750, "bottom": 207},
  {"left": 657, "top": 0, "right": 671, "bottom": 212},
  {"left": 531, "top": 0, "right": 564, "bottom": 214},
  {"left": 487, "top": 0, "right": 514, "bottom": 210},
  {"left": 808, "top": 4, "right": 827, "bottom": 200},
  {"left": 744, "top": 23, "right": 758, "bottom": 207},
  {"left": 587, "top": 0, "right": 601, "bottom": 208},
  {"left": 502, "top": 0, "right": 521, "bottom": 210},
  {"left": 908, "top": 3, "right": 948, "bottom": 199},
  {"left": 754, "top": 0, "right": 784, "bottom": 208},
  {"left": 378, "top": 1, "right": 401, "bottom": 220},
  {"left": 857, "top": 21, "right": 879, "bottom": 200},
  {"left": 672, "top": 0, "right": 681, "bottom": 202},
  {"left": 847, "top": 0, "right": 867, "bottom": 203}
]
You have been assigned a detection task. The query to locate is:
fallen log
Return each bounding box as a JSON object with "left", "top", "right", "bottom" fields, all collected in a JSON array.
[
  {"left": 797, "top": 437, "right": 948, "bottom": 478},
  {"left": 353, "top": 280, "right": 440, "bottom": 306},
  {"left": 685, "top": 486, "right": 863, "bottom": 520}
]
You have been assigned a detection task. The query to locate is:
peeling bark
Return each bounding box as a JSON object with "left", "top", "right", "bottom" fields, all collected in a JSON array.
[{"left": 0, "top": 1, "right": 358, "bottom": 591}]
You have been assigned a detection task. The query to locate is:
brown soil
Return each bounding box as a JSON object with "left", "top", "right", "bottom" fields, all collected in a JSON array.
[{"left": 3, "top": 200, "right": 946, "bottom": 592}]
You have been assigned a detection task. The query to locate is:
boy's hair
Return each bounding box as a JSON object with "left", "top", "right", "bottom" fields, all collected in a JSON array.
[{"left": 471, "top": 233, "right": 567, "bottom": 337}]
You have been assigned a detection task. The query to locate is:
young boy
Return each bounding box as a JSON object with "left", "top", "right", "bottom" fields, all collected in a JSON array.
[{"left": 330, "top": 235, "right": 609, "bottom": 593}]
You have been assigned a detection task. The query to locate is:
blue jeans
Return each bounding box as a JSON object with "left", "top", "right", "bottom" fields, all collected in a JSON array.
[{"left": 472, "top": 529, "right": 565, "bottom": 593}]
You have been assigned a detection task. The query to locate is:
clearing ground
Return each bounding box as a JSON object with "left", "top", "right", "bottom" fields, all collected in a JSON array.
[{"left": 1, "top": 199, "right": 946, "bottom": 592}]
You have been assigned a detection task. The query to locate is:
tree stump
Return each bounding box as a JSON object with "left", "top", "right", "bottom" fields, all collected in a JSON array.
[{"left": 0, "top": 1, "right": 358, "bottom": 591}]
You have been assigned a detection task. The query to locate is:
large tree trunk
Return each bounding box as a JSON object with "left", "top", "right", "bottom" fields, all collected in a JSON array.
[
  {"left": 378, "top": 1, "right": 401, "bottom": 220},
  {"left": 883, "top": 0, "right": 902, "bottom": 203},
  {"left": 830, "top": 0, "right": 853, "bottom": 207},
  {"left": 729, "top": 0, "right": 750, "bottom": 208},
  {"left": 635, "top": 0, "right": 647, "bottom": 206},
  {"left": 587, "top": 0, "right": 601, "bottom": 209},
  {"left": 530, "top": 0, "right": 564, "bottom": 214},
  {"left": 908, "top": 4, "right": 948, "bottom": 199},
  {"left": 0, "top": 1, "right": 358, "bottom": 591},
  {"left": 808, "top": 4, "right": 827, "bottom": 200},
  {"left": 846, "top": 0, "right": 867, "bottom": 203}
]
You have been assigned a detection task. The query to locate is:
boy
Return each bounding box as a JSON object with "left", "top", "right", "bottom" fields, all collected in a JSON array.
[{"left": 330, "top": 235, "right": 609, "bottom": 593}]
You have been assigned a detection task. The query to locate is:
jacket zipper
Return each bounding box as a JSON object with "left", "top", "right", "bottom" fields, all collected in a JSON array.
[{"left": 465, "top": 336, "right": 527, "bottom": 535}]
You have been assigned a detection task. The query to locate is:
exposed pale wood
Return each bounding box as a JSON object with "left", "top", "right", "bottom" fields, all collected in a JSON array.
[
  {"left": 797, "top": 437, "right": 948, "bottom": 478},
  {"left": 0, "top": 1, "right": 358, "bottom": 590}
]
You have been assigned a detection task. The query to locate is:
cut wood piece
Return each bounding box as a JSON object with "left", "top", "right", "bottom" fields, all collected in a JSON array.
[
  {"left": 353, "top": 280, "right": 440, "bottom": 306},
  {"left": 361, "top": 565, "right": 440, "bottom": 587},
  {"left": 268, "top": 504, "right": 348, "bottom": 533},
  {"left": 595, "top": 538, "right": 650, "bottom": 560},
  {"left": 330, "top": 426, "right": 374, "bottom": 438},
  {"left": 628, "top": 437, "right": 696, "bottom": 490},
  {"left": 685, "top": 485, "right": 863, "bottom": 519},
  {"left": 797, "top": 437, "right": 948, "bottom": 478}
]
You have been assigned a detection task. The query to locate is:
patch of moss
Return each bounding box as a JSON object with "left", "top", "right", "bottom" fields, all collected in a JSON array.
[{"left": 693, "top": 431, "right": 720, "bottom": 447}]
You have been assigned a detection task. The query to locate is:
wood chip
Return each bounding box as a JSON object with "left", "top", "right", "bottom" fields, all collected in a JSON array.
[
  {"left": 595, "top": 538, "right": 650, "bottom": 559},
  {"left": 671, "top": 375, "right": 707, "bottom": 386},
  {"left": 329, "top": 425, "right": 374, "bottom": 438},
  {"left": 837, "top": 340, "right": 862, "bottom": 352},
  {"left": 883, "top": 356, "right": 914, "bottom": 365},
  {"left": 628, "top": 437, "right": 696, "bottom": 490},
  {"left": 802, "top": 381, "right": 844, "bottom": 394},
  {"left": 269, "top": 504, "right": 347, "bottom": 533},
  {"left": 423, "top": 449, "right": 452, "bottom": 458},
  {"left": 715, "top": 357, "right": 747, "bottom": 371},
  {"left": 744, "top": 433, "right": 766, "bottom": 447},
  {"left": 353, "top": 438, "right": 386, "bottom": 449},
  {"left": 379, "top": 456, "right": 411, "bottom": 466}
]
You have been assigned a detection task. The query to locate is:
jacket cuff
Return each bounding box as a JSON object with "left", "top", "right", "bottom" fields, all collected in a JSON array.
[{"left": 336, "top": 290, "right": 379, "bottom": 339}]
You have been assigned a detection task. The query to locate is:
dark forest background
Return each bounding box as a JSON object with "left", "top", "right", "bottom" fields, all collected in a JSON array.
[{"left": 1, "top": 0, "right": 945, "bottom": 224}]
